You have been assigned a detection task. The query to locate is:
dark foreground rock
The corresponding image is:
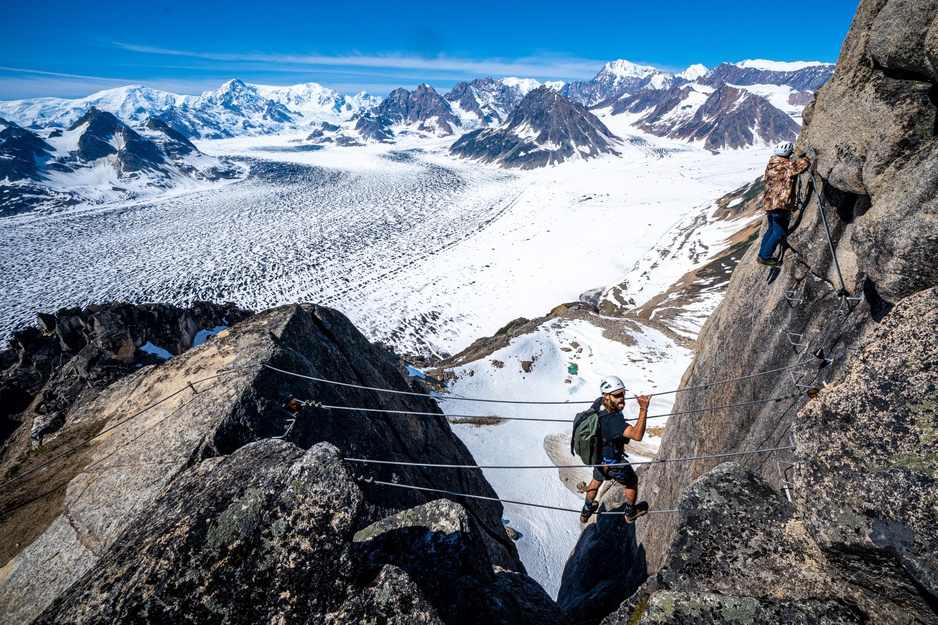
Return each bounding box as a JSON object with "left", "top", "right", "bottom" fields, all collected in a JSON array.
[
  {"left": 557, "top": 481, "right": 647, "bottom": 625},
  {"left": 34, "top": 441, "right": 567, "bottom": 625},
  {"left": 602, "top": 463, "right": 863, "bottom": 624},
  {"left": 0, "top": 303, "right": 549, "bottom": 624},
  {"left": 0, "top": 301, "right": 253, "bottom": 451}
]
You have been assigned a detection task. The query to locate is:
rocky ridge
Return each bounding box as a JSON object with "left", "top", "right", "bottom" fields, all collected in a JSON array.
[
  {"left": 616, "top": 83, "right": 802, "bottom": 152},
  {"left": 449, "top": 86, "right": 621, "bottom": 169},
  {"left": 0, "top": 107, "right": 242, "bottom": 215},
  {"left": 699, "top": 62, "right": 836, "bottom": 92},
  {"left": 557, "top": 1, "right": 938, "bottom": 622},
  {"left": 0, "top": 303, "right": 562, "bottom": 624}
]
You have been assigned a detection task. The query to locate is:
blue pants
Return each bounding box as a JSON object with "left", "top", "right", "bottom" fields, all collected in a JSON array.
[{"left": 759, "top": 210, "right": 791, "bottom": 260}]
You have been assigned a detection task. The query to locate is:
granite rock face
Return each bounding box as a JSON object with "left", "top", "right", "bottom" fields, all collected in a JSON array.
[
  {"left": 636, "top": 0, "right": 938, "bottom": 574},
  {"left": 800, "top": 0, "right": 938, "bottom": 302},
  {"left": 0, "top": 304, "right": 535, "bottom": 624},
  {"left": 35, "top": 441, "right": 564, "bottom": 624},
  {"left": 559, "top": 1, "right": 938, "bottom": 622},
  {"left": 794, "top": 286, "right": 938, "bottom": 623},
  {"left": 0, "top": 301, "right": 252, "bottom": 449}
]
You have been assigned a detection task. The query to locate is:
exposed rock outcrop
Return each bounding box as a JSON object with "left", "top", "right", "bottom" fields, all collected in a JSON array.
[
  {"left": 602, "top": 463, "right": 862, "bottom": 625},
  {"left": 31, "top": 440, "right": 566, "bottom": 625},
  {"left": 560, "top": 1, "right": 938, "bottom": 623},
  {"left": 794, "top": 286, "right": 938, "bottom": 623},
  {"left": 0, "top": 301, "right": 252, "bottom": 450},
  {"left": 1, "top": 303, "right": 543, "bottom": 624}
]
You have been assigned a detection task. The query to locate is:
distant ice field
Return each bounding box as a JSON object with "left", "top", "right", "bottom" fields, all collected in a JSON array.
[{"left": 1, "top": 130, "right": 766, "bottom": 356}]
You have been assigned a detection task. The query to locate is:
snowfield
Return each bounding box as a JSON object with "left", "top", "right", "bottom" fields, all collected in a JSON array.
[
  {"left": 1, "top": 121, "right": 769, "bottom": 598},
  {"left": 1, "top": 126, "right": 763, "bottom": 357},
  {"left": 443, "top": 315, "right": 691, "bottom": 597}
]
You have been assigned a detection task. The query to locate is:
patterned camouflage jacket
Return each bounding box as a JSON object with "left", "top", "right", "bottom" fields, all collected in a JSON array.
[{"left": 764, "top": 155, "right": 810, "bottom": 212}]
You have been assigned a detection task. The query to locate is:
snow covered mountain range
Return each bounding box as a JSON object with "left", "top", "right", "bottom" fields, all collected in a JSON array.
[
  {"left": 0, "top": 108, "right": 242, "bottom": 216},
  {"left": 0, "top": 59, "right": 832, "bottom": 214}
]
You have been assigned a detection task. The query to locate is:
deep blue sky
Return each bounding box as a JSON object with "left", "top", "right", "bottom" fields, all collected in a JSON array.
[{"left": 1, "top": 0, "right": 861, "bottom": 100}]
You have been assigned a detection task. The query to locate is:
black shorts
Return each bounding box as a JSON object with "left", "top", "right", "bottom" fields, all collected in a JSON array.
[{"left": 593, "top": 461, "right": 637, "bottom": 489}]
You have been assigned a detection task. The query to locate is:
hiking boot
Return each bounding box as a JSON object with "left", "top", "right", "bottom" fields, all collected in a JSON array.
[
  {"left": 757, "top": 256, "right": 781, "bottom": 267},
  {"left": 625, "top": 501, "right": 649, "bottom": 524},
  {"left": 580, "top": 500, "right": 599, "bottom": 523}
]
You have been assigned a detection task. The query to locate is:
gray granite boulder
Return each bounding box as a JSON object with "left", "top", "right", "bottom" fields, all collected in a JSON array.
[
  {"left": 794, "top": 286, "right": 938, "bottom": 623},
  {"left": 0, "top": 303, "right": 525, "bottom": 624},
  {"left": 600, "top": 463, "right": 862, "bottom": 625}
]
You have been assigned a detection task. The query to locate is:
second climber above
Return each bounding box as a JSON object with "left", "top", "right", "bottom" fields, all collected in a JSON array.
[{"left": 757, "top": 140, "right": 811, "bottom": 267}]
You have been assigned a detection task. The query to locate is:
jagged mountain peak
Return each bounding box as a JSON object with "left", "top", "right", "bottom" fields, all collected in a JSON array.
[
  {"left": 561, "top": 60, "right": 680, "bottom": 107},
  {"left": 500, "top": 77, "right": 546, "bottom": 96},
  {"left": 620, "top": 82, "right": 800, "bottom": 152},
  {"left": 355, "top": 83, "right": 460, "bottom": 141},
  {"left": 444, "top": 77, "right": 528, "bottom": 127},
  {"left": 597, "top": 59, "right": 663, "bottom": 79},
  {"left": 677, "top": 63, "right": 708, "bottom": 80},
  {"left": 449, "top": 87, "right": 620, "bottom": 169},
  {"left": 67, "top": 106, "right": 124, "bottom": 133}
]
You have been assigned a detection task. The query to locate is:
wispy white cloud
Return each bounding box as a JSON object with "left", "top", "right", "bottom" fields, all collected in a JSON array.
[{"left": 113, "top": 42, "right": 607, "bottom": 80}]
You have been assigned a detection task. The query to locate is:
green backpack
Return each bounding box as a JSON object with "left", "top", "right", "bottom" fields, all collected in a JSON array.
[{"left": 571, "top": 407, "right": 602, "bottom": 465}]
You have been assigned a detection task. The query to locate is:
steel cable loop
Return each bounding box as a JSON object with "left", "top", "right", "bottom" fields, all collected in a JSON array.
[
  {"left": 355, "top": 477, "right": 678, "bottom": 516},
  {"left": 343, "top": 445, "right": 796, "bottom": 470},
  {"left": 264, "top": 360, "right": 817, "bottom": 406},
  {"left": 299, "top": 390, "right": 809, "bottom": 424},
  {"left": 0, "top": 367, "right": 252, "bottom": 492}
]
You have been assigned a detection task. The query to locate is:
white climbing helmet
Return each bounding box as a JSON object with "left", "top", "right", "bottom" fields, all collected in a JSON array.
[
  {"left": 774, "top": 141, "right": 794, "bottom": 157},
  {"left": 599, "top": 375, "right": 626, "bottom": 395}
]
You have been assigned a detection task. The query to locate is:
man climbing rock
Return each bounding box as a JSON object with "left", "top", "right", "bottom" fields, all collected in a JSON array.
[
  {"left": 579, "top": 375, "right": 651, "bottom": 524},
  {"left": 757, "top": 141, "right": 811, "bottom": 266}
]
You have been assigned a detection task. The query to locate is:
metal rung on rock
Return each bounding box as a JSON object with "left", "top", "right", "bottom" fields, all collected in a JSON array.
[
  {"left": 784, "top": 289, "right": 803, "bottom": 307},
  {"left": 789, "top": 369, "right": 814, "bottom": 390},
  {"left": 786, "top": 332, "right": 808, "bottom": 353}
]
